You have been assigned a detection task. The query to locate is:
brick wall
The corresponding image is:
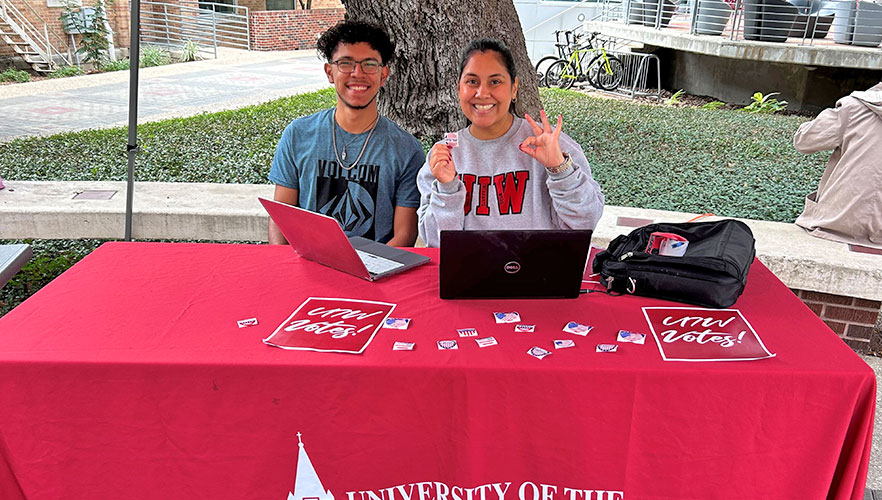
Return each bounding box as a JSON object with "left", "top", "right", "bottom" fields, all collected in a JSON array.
[
  {"left": 250, "top": 8, "right": 344, "bottom": 51},
  {"left": 1, "top": 0, "right": 130, "bottom": 60},
  {"left": 793, "top": 289, "right": 882, "bottom": 353}
]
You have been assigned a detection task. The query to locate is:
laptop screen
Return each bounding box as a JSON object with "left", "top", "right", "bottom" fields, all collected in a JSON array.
[{"left": 439, "top": 230, "right": 592, "bottom": 299}]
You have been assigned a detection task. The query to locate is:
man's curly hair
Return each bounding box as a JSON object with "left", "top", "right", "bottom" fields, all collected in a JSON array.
[{"left": 316, "top": 20, "right": 395, "bottom": 65}]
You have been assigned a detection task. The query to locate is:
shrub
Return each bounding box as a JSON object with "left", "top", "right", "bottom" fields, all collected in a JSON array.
[
  {"left": 60, "top": 0, "right": 110, "bottom": 66},
  {"left": 101, "top": 58, "right": 131, "bottom": 72},
  {"left": 48, "top": 65, "right": 84, "bottom": 78},
  {"left": 742, "top": 92, "right": 788, "bottom": 114},
  {"left": 666, "top": 89, "right": 685, "bottom": 106},
  {"left": 178, "top": 40, "right": 201, "bottom": 62},
  {"left": 0, "top": 68, "right": 31, "bottom": 83},
  {"left": 140, "top": 45, "right": 171, "bottom": 68}
]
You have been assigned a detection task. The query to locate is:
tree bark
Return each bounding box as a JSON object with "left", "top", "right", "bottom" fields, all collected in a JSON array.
[{"left": 341, "top": 0, "right": 541, "bottom": 140}]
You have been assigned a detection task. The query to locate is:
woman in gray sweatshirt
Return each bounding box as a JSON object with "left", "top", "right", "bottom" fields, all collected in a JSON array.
[{"left": 416, "top": 37, "right": 605, "bottom": 248}]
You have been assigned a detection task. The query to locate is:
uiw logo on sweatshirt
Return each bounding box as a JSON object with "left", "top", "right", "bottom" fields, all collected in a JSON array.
[{"left": 461, "top": 171, "right": 530, "bottom": 216}]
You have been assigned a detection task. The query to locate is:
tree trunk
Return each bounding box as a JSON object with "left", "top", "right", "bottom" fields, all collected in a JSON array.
[{"left": 341, "top": 0, "right": 541, "bottom": 140}]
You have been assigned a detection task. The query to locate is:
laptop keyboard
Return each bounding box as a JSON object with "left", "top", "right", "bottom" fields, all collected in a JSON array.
[{"left": 356, "top": 249, "right": 405, "bottom": 275}]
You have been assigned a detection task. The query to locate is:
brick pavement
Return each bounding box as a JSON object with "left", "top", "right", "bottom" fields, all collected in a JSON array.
[{"left": 0, "top": 48, "right": 328, "bottom": 142}]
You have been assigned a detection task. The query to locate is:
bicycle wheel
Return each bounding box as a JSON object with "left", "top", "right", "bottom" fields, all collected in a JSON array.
[
  {"left": 534, "top": 56, "right": 560, "bottom": 88},
  {"left": 544, "top": 60, "right": 576, "bottom": 90},
  {"left": 587, "top": 54, "right": 625, "bottom": 91}
]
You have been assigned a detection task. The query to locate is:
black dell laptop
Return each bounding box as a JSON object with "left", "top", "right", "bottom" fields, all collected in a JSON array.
[{"left": 439, "top": 230, "right": 593, "bottom": 299}]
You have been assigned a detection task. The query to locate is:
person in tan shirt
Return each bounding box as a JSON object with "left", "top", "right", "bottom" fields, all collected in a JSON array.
[{"left": 793, "top": 82, "right": 882, "bottom": 249}]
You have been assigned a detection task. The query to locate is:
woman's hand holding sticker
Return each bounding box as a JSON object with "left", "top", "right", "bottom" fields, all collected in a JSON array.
[{"left": 429, "top": 142, "right": 457, "bottom": 184}]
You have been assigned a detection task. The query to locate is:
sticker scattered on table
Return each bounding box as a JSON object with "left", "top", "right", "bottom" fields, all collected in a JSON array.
[
  {"left": 383, "top": 318, "right": 411, "bottom": 330},
  {"left": 237, "top": 317, "right": 258, "bottom": 328},
  {"left": 494, "top": 312, "right": 521, "bottom": 324},
  {"left": 596, "top": 344, "right": 618, "bottom": 353},
  {"left": 617, "top": 330, "right": 646, "bottom": 344},
  {"left": 563, "top": 321, "right": 594, "bottom": 336},
  {"left": 458, "top": 328, "right": 478, "bottom": 337},
  {"left": 438, "top": 340, "right": 459, "bottom": 350},
  {"left": 515, "top": 324, "right": 535, "bottom": 333},
  {"left": 554, "top": 339, "right": 576, "bottom": 349},
  {"left": 393, "top": 341, "right": 415, "bottom": 351},
  {"left": 528, "top": 346, "right": 552, "bottom": 359},
  {"left": 475, "top": 336, "right": 498, "bottom": 348}
]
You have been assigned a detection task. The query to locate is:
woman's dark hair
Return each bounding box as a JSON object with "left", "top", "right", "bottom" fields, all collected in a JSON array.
[
  {"left": 317, "top": 20, "right": 395, "bottom": 65},
  {"left": 458, "top": 38, "right": 517, "bottom": 81}
]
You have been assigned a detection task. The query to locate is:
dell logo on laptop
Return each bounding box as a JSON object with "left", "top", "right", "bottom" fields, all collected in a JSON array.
[{"left": 504, "top": 261, "right": 521, "bottom": 274}]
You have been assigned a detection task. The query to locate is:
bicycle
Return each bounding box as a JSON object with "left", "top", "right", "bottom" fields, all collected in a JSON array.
[
  {"left": 543, "top": 32, "right": 625, "bottom": 92},
  {"left": 534, "top": 30, "right": 579, "bottom": 87}
]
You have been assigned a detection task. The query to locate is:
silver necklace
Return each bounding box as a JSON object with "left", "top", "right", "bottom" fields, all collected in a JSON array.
[{"left": 332, "top": 111, "right": 379, "bottom": 171}]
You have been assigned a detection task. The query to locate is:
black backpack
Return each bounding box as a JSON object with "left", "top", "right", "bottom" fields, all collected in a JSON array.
[{"left": 592, "top": 219, "right": 756, "bottom": 308}]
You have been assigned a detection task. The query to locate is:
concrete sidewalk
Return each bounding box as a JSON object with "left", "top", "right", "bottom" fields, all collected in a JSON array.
[{"left": 0, "top": 47, "right": 329, "bottom": 142}]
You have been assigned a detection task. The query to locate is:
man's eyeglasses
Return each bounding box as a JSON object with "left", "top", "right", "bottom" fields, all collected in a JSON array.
[{"left": 330, "top": 59, "right": 383, "bottom": 74}]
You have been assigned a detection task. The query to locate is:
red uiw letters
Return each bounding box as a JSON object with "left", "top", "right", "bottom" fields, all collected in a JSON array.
[{"left": 460, "top": 171, "right": 530, "bottom": 216}]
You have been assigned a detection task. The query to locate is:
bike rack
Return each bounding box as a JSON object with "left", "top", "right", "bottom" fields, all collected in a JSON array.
[{"left": 605, "top": 50, "right": 662, "bottom": 100}]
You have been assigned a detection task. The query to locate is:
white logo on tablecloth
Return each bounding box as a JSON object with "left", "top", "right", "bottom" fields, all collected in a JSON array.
[
  {"left": 284, "top": 433, "right": 623, "bottom": 499},
  {"left": 287, "top": 433, "right": 334, "bottom": 500}
]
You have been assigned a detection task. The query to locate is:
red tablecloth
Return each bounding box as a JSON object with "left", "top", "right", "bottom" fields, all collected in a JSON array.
[{"left": 0, "top": 242, "right": 874, "bottom": 500}]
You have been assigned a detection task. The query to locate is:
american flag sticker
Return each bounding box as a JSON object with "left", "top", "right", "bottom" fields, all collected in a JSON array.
[
  {"left": 494, "top": 312, "right": 521, "bottom": 324},
  {"left": 383, "top": 318, "right": 412, "bottom": 330},
  {"left": 515, "top": 324, "right": 535, "bottom": 332},
  {"left": 554, "top": 339, "right": 575, "bottom": 349},
  {"left": 475, "top": 336, "right": 498, "bottom": 348},
  {"left": 596, "top": 344, "right": 619, "bottom": 353},
  {"left": 563, "top": 321, "right": 594, "bottom": 336},
  {"left": 393, "top": 341, "right": 415, "bottom": 351},
  {"left": 617, "top": 330, "right": 646, "bottom": 344},
  {"left": 445, "top": 132, "right": 459, "bottom": 147},
  {"left": 458, "top": 328, "right": 478, "bottom": 337}
]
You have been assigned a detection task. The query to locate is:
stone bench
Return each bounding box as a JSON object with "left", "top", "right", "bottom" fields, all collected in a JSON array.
[{"left": 2, "top": 180, "right": 880, "bottom": 349}]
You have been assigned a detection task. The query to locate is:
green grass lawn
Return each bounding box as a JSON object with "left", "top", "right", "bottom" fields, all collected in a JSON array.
[{"left": 0, "top": 87, "right": 829, "bottom": 315}]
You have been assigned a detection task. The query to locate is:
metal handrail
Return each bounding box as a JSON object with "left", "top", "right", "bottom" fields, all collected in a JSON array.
[
  {"left": 140, "top": 0, "right": 250, "bottom": 55},
  {"left": 599, "top": 0, "right": 882, "bottom": 50},
  {"left": 0, "top": 0, "right": 72, "bottom": 67}
]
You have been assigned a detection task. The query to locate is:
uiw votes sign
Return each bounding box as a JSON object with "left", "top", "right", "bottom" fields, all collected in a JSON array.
[
  {"left": 642, "top": 307, "right": 775, "bottom": 362},
  {"left": 265, "top": 297, "right": 395, "bottom": 354}
]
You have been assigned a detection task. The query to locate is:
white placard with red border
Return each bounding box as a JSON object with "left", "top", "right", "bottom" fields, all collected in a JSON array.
[
  {"left": 264, "top": 297, "right": 395, "bottom": 354},
  {"left": 642, "top": 306, "right": 776, "bottom": 362}
]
